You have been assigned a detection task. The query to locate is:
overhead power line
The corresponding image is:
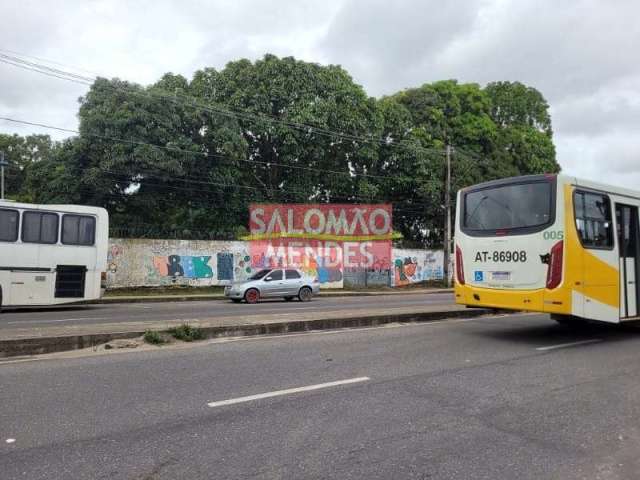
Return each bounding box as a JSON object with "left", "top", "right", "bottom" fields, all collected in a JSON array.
[
  {"left": 0, "top": 116, "right": 428, "bottom": 181},
  {"left": 0, "top": 116, "right": 446, "bottom": 210}
]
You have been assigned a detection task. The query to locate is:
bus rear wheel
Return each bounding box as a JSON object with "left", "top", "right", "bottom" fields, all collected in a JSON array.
[{"left": 551, "top": 314, "right": 583, "bottom": 326}]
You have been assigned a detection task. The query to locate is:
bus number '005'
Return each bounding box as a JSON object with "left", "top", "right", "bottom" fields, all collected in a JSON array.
[{"left": 474, "top": 251, "right": 527, "bottom": 262}]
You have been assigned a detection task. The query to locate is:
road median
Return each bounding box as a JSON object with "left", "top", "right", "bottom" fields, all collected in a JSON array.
[
  {"left": 0, "top": 304, "right": 494, "bottom": 358},
  {"left": 94, "top": 287, "right": 453, "bottom": 304}
]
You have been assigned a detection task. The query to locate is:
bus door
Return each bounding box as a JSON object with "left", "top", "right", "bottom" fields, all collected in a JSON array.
[{"left": 616, "top": 204, "right": 640, "bottom": 318}]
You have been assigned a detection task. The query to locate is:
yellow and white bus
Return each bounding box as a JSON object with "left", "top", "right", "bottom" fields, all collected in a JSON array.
[
  {"left": 0, "top": 200, "right": 108, "bottom": 309},
  {"left": 454, "top": 174, "right": 639, "bottom": 324}
]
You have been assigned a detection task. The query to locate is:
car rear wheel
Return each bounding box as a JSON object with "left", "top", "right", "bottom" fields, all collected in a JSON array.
[
  {"left": 244, "top": 288, "right": 260, "bottom": 304},
  {"left": 298, "top": 287, "right": 312, "bottom": 302}
]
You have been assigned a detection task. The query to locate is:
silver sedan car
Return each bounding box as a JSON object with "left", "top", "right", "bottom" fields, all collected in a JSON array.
[{"left": 224, "top": 268, "right": 321, "bottom": 303}]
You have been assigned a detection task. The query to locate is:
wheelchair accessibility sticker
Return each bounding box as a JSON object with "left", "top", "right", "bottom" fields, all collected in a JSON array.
[{"left": 474, "top": 271, "right": 484, "bottom": 282}]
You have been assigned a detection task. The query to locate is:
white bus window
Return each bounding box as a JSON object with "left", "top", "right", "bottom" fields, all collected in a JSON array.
[
  {"left": 0, "top": 208, "right": 19, "bottom": 242},
  {"left": 574, "top": 191, "right": 613, "bottom": 249},
  {"left": 62, "top": 215, "right": 96, "bottom": 246},
  {"left": 22, "top": 211, "right": 59, "bottom": 244}
]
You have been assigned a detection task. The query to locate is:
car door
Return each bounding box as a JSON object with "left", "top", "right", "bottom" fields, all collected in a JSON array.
[
  {"left": 261, "top": 269, "right": 284, "bottom": 297},
  {"left": 284, "top": 269, "right": 304, "bottom": 296}
]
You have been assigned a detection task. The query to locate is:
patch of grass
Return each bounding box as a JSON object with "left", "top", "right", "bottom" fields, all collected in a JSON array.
[
  {"left": 168, "top": 324, "right": 205, "bottom": 342},
  {"left": 143, "top": 330, "right": 167, "bottom": 345}
]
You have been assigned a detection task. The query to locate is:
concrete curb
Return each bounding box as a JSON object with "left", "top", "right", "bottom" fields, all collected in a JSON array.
[
  {"left": 92, "top": 288, "right": 454, "bottom": 305},
  {"left": 0, "top": 307, "right": 493, "bottom": 358}
]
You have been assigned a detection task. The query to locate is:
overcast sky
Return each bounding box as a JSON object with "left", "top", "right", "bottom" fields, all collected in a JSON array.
[{"left": 1, "top": 0, "right": 639, "bottom": 187}]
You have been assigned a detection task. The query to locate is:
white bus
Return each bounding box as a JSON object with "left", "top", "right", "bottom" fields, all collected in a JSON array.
[
  {"left": 455, "top": 174, "right": 639, "bottom": 324},
  {"left": 0, "top": 200, "right": 108, "bottom": 309}
]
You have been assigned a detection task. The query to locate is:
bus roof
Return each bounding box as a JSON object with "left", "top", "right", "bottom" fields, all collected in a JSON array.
[
  {"left": 461, "top": 173, "right": 640, "bottom": 202},
  {"left": 0, "top": 200, "right": 108, "bottom": 217}
]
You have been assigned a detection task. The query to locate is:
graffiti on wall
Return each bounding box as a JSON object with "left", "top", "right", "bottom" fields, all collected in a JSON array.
[
  {"left": 246, "top": 250, "right": 343, "bottom": 285},
  {"left": 153, "top": 255, "right": 214, "bottom": 279},
  {"left": 394, "top": 257, "right": 417, "bottom": 286},
  {"left": 217, "top": 253, "right": 233, "bottom": 280},
  {"left": 107, "top": 245, "right": 123, "bottom": 274},
  {"left": 393, "top": 251, "right": 444, "bottom": 286},
  {"left": 149, "top": 250, "right": 256, "bottom": 284},
  {"left": 235, "top": 253, "right": 253, "bottom": 278},
  {"left": 106, "top": 238, "right": 443, "bottom": 290},
  {"left": 106, "top": 244, "right": 127, "bottom": 286}
]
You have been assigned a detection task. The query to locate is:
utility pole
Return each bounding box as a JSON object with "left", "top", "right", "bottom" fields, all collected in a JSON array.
[
  {"left": 443, "top": 144, "right": 452, "bottom": 287},
  {"left": 0, "top": 151, "right": 7, "bottom": 200}
]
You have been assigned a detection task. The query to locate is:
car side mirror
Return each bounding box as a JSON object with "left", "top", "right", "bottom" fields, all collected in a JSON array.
[{"left": 264, "top": 276, "right": 273, "bottom": 282}]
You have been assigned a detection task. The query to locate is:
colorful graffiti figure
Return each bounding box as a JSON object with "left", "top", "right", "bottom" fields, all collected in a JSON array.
[
  {"left": 107, "top": 245, "right": 123, "bottom": 273},
  {"left": 394, "top": 257, "right": 418, "bottom": 286},
  {"left": 311, "top": 257, "right": 343, "bottom": 284},
  {"left": 153, "top": 255, "right": 213, "bottom": 279},
  {"left": 235, "top": 254, "right": 253, "bottom": 278}
]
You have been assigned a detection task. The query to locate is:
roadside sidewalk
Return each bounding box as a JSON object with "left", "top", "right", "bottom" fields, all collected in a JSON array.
[
  {"left": 95, "top": 288, "right": 454, "bottom": 304},
  {"left": 0, "top": 302, "right": 492, "bottom": 358}
]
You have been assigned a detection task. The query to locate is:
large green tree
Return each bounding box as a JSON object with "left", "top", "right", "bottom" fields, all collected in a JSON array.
[
  {"left": 485, "top": 81, "right": 558, "bottom": 176},
  {"left": 0, "top": 133, "right": 55, "bottom": 201},
  {"left": 191, "top": 54, "right": 380, "bottom": 205},
  {"left": 10, "top": 56, "right": 559, "bottom": 244},
  {"left": 382, "top": 80, "right": 499, "bottom": 245}
]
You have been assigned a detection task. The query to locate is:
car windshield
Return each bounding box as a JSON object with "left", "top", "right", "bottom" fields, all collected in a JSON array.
[{"left": 248, "top": 269, "right": 271, "bottom": 280}]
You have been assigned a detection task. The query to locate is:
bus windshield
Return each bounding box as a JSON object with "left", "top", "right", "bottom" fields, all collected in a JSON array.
[{"left": 463, "top": 180, "right": 553, "bottom": 233}]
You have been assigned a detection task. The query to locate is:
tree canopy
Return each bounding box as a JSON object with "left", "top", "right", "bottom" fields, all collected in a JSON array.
[{"left": 3, "top": 55, "right": 560, "bottom": 247}]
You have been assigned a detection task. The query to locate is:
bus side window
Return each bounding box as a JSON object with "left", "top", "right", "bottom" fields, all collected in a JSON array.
[
  {"left": 62, "top": 215, "right": 96, "bottom": 246},
  {"left": 574, "top": 191, "right": 613, "bottom": 249},
  {"left": 22, "top": 211, "right": 59, "bottom": 244},
  {"left": 0, "top": 208, "right": 19, "bottom": 242}
]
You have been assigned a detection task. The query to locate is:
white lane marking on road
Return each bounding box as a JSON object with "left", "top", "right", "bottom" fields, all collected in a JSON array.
[
  {"left": 6, "top": 438, "right": 15, "bottom": 444},
  {"left": 536, "top": 339, "right": 602, "bottom": 351},
  {"left": 207, "top": 376, "right": 370, "bottom": 408},
  {"left": 6, "top": 317, "right": 109, "bottom": 325}
]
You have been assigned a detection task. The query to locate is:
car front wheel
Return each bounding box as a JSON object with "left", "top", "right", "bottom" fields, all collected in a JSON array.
[{"left": 244, "top": 288, "right": 260, "bottom": 304}]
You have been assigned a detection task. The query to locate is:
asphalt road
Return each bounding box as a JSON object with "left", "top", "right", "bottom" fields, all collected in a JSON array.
[
  {"left": 2, "top": 312, "right": 640, "bottom": 479},
  {"left": 0, "top": 292, "right": 454, "bottom": 330}
]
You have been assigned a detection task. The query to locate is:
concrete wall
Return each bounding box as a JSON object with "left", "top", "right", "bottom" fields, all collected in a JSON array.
[
  {"left": 343, "top": 268, "right": 391, "bottom": 288},
  {"left": 106, "top": 238, "right": 444, "bottom": 289}
]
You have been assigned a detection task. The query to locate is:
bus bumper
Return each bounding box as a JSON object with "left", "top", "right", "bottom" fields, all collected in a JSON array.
[{"left": 454, "top": 283, "right": 571, "bottom": 315}]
